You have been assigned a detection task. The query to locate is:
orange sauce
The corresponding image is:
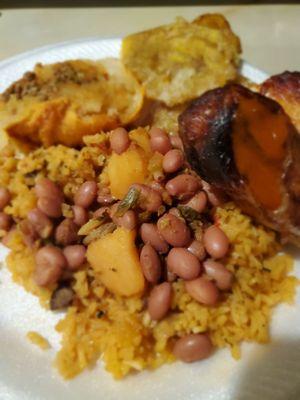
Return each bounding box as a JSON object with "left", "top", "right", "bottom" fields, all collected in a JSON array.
[{"left": 232, "top": 97, "right": 288, "bottom": 210}]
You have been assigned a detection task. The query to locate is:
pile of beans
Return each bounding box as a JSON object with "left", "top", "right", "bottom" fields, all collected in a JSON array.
[{"left": 1, "top": 126, "right": 233, "bottom": 363}]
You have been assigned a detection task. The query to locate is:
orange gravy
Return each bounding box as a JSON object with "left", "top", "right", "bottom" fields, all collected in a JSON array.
[{"left": 232, "top": 97, "right": 288, "bottom": 210}]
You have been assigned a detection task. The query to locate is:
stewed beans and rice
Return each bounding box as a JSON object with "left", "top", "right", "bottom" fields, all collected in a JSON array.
[{"left": 0, "top": 125, "right": 297, "bottom": 379}]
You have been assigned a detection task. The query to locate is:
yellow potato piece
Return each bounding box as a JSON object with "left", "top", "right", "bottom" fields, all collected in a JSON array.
[
  {"left": 87, "top": 227, "right": 145, "bottom": 297},
  {"left": 107, "top": 145, "right": 148, "bottom": 199},
  {"left": 122, "top": 13, "right": 241, "bottom": 107},
  {"left": 129, "top": 127, "right": 151, "bottom": 156}
]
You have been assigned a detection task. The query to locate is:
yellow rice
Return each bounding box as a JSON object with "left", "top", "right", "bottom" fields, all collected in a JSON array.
[
  {"left": 1, "top": 139, "right": 298, "bottom": 379},
  {"left": 27, "top": 331, "right": 51, "bottom": 350}
]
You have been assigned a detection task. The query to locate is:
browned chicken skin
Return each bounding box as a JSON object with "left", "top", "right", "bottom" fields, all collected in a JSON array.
[
  {"left": 179, "top": 84, "right": 300, "bottom": 245},
  {"left": 261, "top": 71, "right": 300, "bottom": 133}
]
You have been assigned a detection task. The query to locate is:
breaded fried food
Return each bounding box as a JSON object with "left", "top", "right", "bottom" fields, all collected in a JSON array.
[
  {"left": 261, "top": 71, "right": 300, "bottom": 133},
  {"left": 151, "top": 102, "right": 188, "bottom": 134},
  {"left": 0, "top": 59, "right": 144, "bottom": 147},
  {"left": 122, "top": 13, "right": 241, "bottom": 107}
]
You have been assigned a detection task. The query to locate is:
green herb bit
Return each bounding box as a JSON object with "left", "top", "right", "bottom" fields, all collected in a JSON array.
[
  {"left": 83, "top": 222, "right": 117, "bottom": 245},
  {"left": 178, "top": 205, "right": 201, "bottom": 223},
  {"left": 157, "top": 205, "right": 166, "bottom": 217},
  {"left": 115, "top": 187, "right": 140, "bottom": 217},
  {"left": 138, "top": 211, "right": 152, "bottom": 223}
]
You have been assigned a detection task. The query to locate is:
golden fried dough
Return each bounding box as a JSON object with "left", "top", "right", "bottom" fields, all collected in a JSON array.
[
  {"left": 151, "top": 102, "right": 188, "bottom": 134},
  {"left": 122, "top": 13, "right": 241, "bottom": 107},
  {"left": 261, "top": 71, "right": 300, "bottom": 133},
  {"left": 0, "top": 59, "right": 144, "bottom": 147}
]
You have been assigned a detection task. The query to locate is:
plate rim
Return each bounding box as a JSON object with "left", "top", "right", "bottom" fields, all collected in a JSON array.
[
  {"left": 0, "top": 37, "right": 269, "bottom": 88},
  {"left": 0, "top": 36, "right": 120, "bottom": 70}
]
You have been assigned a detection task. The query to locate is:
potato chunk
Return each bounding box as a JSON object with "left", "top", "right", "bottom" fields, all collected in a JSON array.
[
  {"left": 86, "top": 227, "right": 145, "bottom": 297},
  {"left": 107, "top": 146, "right": 148, "bottom": 199}
]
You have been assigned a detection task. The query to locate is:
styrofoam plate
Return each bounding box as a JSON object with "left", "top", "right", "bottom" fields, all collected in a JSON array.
[{"left": 0, "top": 38, "right": 299, "bottom": 400}]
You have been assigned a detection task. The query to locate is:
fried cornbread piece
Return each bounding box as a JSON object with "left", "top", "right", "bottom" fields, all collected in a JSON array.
[
  {"left": 122, "top": 13, "right": 241, "bottom": 107},
  {"left": 0, "top": 59, "right": 144, "bottom": 147},
  {"left": 261, "top": 71, "right": 300, "bottom": 133},
  {"left": 151, "top": 103, "right": 188, "bottom": 134}
]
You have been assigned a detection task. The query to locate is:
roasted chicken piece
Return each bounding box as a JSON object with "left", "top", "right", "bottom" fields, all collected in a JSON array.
[
  {"left": 179, "top": 84, "right": 300, "bottom": 245},
  {"left": 261, "top": 71, "right": 300, "bottom": 133}
]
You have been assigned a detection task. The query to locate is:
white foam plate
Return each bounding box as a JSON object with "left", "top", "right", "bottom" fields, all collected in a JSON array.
[{"left": 0, "top": 38, "right": 299, "bottom": 400}]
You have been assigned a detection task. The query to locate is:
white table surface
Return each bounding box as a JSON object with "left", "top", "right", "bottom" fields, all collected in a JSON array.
[{"left": 0, "top": 5, "right": 299, "bottom": 74}]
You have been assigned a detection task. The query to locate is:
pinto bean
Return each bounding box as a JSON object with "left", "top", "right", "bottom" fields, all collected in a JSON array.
[
  {"left": 110, "top": 127, "right": 130, "bottom": 154},
  {"left": 203, "top": 259, "right": 233, "bottom": 290},
  {"left": 185, "top": 191, "right": 207, "bottom": 213},
  {"left": 166, "top": 174, "right": 200, "bottom": 200},
  {"left": 19, "top": 220, "right": 39, "bottom": 248},
  {"left": 163, "top": 149, "right": 184, "bottom": 173},
  {"left": 93, "top": 206, "right": 110, "bottom": 219},
  {"left": 37, "top": 196, "right": 62, "bottom": 218},
  {"left": 35, "top": 178, "right": 63, "bottom": 202},
  {"left": 63, "top": 245, "right": 86, "bottom": 271},
  {"left": 185, "top": 277, "right": 219, "bottom": 306},
  {"left": 0, "top": 212, "right": 12, "bottom": 231},
  {"left": 170, "top": 135, "right": 184, "bottom": 150},
  {"left": 0, "top": 187, "right": 11, "bottom": 210},
  {"left": 157, "top": 213, "right": 191, "bottom": 247},
  {"left": 187, "top": 240, "right": 206, "bottom": 261},
  {"left": 115, "top": 210, "right": 137, "bottom": 230},
  {"left": 203, "top": 225, "right": 229, "bottom": 259},
  {"left": 167, "top": 270, "right": 177, "bottom": 283},
  {"left": 50, "top": 286, "right": 74, "bottom": 310},
  {"left": 168, "top": 207, "right": 182, "bottom": 219},
  {"left": 173, "top": 333, "right": 213, "bottom": 363},
  {"left": 148, "top": 282, "right": 172, "bottom": 321},
  {"left": 149, "top": 127, "right": 172, "bottom": 155},
  {"left": 74, "top": 181, "right": 98, "bottom": 209},
  {"left": 1, "top": 226, "right": 16, "bottom": 248},
  {"left": 167, "top": 248, "right": 202, "bottom": 280},
  {"left": 131, "top": 184, "right": 162, "bottom": 213},
  {"left": 34, "top": 246, "right": 66, "bottom": 286},
  {"left": 55, "top": 219, "right": 78, "bottom": 246},
  {"left": 140, "top": 244, "right": 161, "bottom": 283},
  {"left": 149, "top": 181, "right": 165, "bottom": 194},
  {"left": 72, "top": 205, "right": 89, "bottom": 226},
  {"left": 140, "top": 223, "right": 169, "bottom": 253},
  {"left": 28, "top": 208, "right": 53, "bottom": 238}
]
